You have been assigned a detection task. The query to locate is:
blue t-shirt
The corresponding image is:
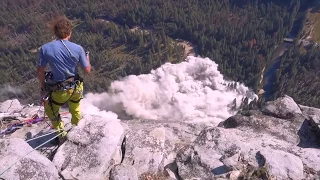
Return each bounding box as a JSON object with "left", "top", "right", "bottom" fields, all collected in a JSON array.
[{"left": 38, "top": 40, "right": 89, "bottom": 83}]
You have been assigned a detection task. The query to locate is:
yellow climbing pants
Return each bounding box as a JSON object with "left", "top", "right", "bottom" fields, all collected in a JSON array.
[{"left": 44, "top": 82, "right": 84, "bottom": 137}]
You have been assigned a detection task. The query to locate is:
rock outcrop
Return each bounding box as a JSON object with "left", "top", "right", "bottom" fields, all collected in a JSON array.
[
  {"left": 260, "top": 149, "right": 304, "bottom": 180},
  {"left": 120, "top": 119, "right": 204, "bottom": 177},
  {"left": 219, "top": 109, "right": 304, "bottom": 144},
  {"left": 175, "top": 126, "right": 306, "bottom": 180},
  {"left": 109, "top": 164, "right": 139, "bottom": 180},
  {"left": 0, "top": 99, "right": 23, "bottom": 114},
  {"left": 52, "top": 114, "right": 125, "bottom": 180},
  {"left": 0, "top": 95, "right": 320, "bottom": 180},
  {"left": 261, "top": 95, "right": 302, "bottom": 119},
  {"left": 0, "top": 138, "right": 59, "bottom": 180},
  {"left": 300, "top": 105, "right": 320, "bottom": 137}
]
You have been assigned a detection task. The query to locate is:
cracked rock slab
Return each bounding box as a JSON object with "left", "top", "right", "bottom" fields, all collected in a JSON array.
[
  {"left": 0, "top": 138, "right": 59, "bottom": 180},
  {"left": 109, "top": 164, "right": 138, "bottom": 180},
  {"left": 52, "top": 114, "right": 125, "bottom": 180},
  {"left": 121, "top": 120, "right": 202, "bottom": 177},
  {"left": 0, "top": 99, "right": 23, "bottom": 114},
  {"left": 260, "top": 149, "right": 304, "bottom": 180}
]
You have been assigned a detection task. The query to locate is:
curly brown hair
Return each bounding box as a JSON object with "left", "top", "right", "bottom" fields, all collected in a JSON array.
[{"left": 54, "top": 18, "right": 72, "bottom": 39}]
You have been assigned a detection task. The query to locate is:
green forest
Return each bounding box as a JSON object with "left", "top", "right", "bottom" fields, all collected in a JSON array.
[
  {"left": 1, "top": 0, "right": 320, "bottom": 108},
  {"left": 268, "top": 44, "right": 320, "bottom": 107}
]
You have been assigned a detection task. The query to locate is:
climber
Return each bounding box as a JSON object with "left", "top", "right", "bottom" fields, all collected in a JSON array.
[{"left": 37, "top": 17, "right": 91, "bottom": 143}]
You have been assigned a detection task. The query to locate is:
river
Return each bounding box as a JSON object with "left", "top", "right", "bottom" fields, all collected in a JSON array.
[
  {"left": 261, "top": 42, "right": 292, "bottom": 98},
  {"left": 260, "top": 21, "right": 302, "bottom": 99}
]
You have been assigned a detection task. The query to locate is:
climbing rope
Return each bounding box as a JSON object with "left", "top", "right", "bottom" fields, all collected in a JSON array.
[
  {"left": 0, "top": 111, "right": 70, "bottom": 136},
  {"left": 38, "top": 101, "right": 52, "bottom": 128},
  {"left": 25, "top": 130, "right": 59, "bottom": 142},
  {"left": 0, "top": 131, "right": 65, "bottom": 177},
  {"left": 0, "top": 96, "right": 74, "bottom": 176},
  {"left": 0, "top": 116, "right": 45, "bottom": 136}
]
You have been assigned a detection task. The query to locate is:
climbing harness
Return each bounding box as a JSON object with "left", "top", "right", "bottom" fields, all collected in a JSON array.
[
  {"left": 42, "top": 39, "right": 84, "bottom": 121},
  {"left": 43, "top": 74, "right": 83, "bottom": 121}
]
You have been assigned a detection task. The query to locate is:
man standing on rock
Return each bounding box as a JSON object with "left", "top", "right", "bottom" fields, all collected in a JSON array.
[{"left": 37, "top": 17, "right": 91, "bottom": 143}]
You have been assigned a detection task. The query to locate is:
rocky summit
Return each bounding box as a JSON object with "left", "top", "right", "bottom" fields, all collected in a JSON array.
[{"left": 0, "top": 95, "right": 319, "bottom": 180}]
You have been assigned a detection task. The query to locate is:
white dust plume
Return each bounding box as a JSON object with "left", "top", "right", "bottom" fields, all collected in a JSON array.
[
  {"left": 0, "top": 85, "right": 23, "bottom": 102},
  {"left": 0, "top": 85, "right": 22, "bottom": 96},
  {"left": 81, "top": 56, "right": 258, "bottom": 126}
]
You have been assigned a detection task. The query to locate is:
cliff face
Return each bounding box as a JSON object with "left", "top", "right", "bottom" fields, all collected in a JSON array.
[{"left": 0, "top": 95, "right": 319, "bottom": 180}]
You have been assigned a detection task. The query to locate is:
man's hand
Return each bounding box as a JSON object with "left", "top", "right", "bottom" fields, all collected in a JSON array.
[
  {"left": 83, "top": 53, "right": 92, "bottom": 74},
  {"left": 40, "top": 88, "right": 49, "bottom": 101}
]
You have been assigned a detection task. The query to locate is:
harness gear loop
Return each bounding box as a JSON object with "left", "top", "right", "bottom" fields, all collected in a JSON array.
[{"left": 44, "top": 75, "right": 83, "bottom": 121}]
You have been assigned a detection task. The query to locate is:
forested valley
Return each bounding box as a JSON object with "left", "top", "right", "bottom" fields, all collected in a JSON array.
[{"left": 1, "top": 0, "right": 320, "bottom": 108}]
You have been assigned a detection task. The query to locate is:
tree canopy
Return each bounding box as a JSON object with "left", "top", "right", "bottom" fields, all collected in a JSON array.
[{"left": 1, "top": 0, "right": 320, "bottom": 108}]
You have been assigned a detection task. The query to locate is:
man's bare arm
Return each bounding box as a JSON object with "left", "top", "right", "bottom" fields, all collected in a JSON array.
[
  {"left": 37, "top": 66, "right": 45, "bottom": 90},
  {"left": 83, "top": 53, "right": 92, "bottom": 74}
]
